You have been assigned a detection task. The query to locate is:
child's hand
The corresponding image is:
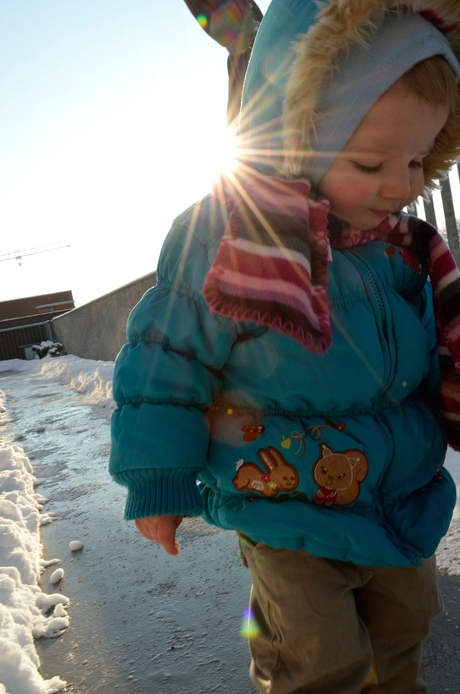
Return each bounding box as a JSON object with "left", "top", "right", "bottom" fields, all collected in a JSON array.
[{"left": 134, "top": 515, "right": 183, "bottom": 555}]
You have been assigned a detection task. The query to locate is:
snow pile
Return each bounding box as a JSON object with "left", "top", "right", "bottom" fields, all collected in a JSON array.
[
  {"left": 33, "top": 355, "right": 114, "bottom": 408},
  {"left": 0, "top": 442, "right": 67, "bottom": 694},
  {"left": 0, "top": 354, "right": 114, "bottom": 409}
]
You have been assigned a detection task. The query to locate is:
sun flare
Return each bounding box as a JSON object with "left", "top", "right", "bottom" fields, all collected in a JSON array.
[{"left": 206, "top": 127, "right": 239, "bottom": 178}]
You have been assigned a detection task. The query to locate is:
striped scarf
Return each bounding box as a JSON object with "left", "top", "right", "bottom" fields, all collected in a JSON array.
[{"left": 202, "top": 174, "right": 460, "bottom": 450}]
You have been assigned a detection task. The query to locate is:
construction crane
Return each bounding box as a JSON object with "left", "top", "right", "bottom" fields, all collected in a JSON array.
[{"left": 0, "top": 242, "right": 71, "bottom": 266}]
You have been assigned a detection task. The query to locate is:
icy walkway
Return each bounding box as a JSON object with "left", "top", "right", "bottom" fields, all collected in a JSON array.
[
  {"left": 0, "top": 356, "right": 459, "bottom": 692},
  {"left": 0, "top": 360, "right": 252, "bottom": 693}
]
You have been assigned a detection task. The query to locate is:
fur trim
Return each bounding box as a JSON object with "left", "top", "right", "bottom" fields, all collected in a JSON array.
[{"left": 283, "top": 0, "right": 460, "bottom": 186}]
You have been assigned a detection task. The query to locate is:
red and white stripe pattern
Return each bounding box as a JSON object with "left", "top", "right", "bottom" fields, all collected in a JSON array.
[{"left": 203, "top": 175, "right": 332, "bottom": 352}]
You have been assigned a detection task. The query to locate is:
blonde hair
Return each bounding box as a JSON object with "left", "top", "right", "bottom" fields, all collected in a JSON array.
[{"left": 394, "top": 55, "right": 460, "bottom": 189}]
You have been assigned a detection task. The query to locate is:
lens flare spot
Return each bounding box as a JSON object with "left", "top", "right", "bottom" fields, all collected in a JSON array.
[
  {"left": 217, "top": 129, "right": 239, "bottom": 174},
  {"left": 202, "top": 128, "right": 239, "bottom": 179},
  {"left": 240, "top": 608, "right": 261, "bottom": 639},
  {"left": 197, "top": 14, "right": 208, "bottom": 28}
]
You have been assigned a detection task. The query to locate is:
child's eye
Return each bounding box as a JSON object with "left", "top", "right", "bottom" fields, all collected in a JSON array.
[
  {"left": 353, "top": 162, "right": 383, "bottom": 174},
  {"left": 410, "top": 160, "right": 424, "bottom": 169}
]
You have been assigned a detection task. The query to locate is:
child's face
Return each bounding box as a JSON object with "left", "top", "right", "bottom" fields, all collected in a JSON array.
[{"left": 318, "top": 87, "right": 450, "bottom": 230}]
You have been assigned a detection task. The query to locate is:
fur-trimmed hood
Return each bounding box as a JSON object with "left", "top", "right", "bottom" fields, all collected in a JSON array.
[{"left": 239, "top": 0, "right": 460, "bottom": 187}]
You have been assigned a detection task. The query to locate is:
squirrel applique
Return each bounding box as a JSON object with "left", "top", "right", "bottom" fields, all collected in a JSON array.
[{"left": 312, "top": 443, "right": 369, "bottom": 506}]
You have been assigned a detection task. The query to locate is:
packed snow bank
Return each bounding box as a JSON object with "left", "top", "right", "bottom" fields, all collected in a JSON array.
[
  {"left": 0, "top": 355, "right": 114, "bottom": 409},
  {"left": 0, "top": 442, "right": 68, "bottom": 694}
]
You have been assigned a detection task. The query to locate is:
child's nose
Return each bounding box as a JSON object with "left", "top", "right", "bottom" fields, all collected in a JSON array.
[{"left": 380, "top": 169, "right": 411, "bottom": 202}]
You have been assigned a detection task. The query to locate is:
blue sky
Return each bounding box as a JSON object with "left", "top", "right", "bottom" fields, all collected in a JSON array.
[{"left": 0, "top": 1, "right": 270, "bottom": 306}]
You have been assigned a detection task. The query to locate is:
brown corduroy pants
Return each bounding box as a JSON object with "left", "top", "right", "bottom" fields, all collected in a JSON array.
[{"left": 239, "top": 535, "right": 443, "bottom": 694}]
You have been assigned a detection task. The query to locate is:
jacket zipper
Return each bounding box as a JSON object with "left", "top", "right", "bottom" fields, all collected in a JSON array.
[
  {"left": 362, "top": 261, "right": 388, "bottom": 341},
  {"left": 350, "top": 251, "right": 393, "bottom": 401},
  {"left": 349, "top": 250, "right": 397, "bottom": 520}
]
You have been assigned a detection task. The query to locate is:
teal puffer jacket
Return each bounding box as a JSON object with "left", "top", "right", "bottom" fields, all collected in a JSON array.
[{"left": 109, "top": 193, "right": 456, "bottom": 568}]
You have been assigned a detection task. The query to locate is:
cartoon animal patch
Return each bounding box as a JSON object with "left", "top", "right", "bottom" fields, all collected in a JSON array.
[
  {"left": 233, "top": 447, "right": 299, "bottom": 498},
  {"left": 312, "top": 443, "right": 368, "bottom": 506},
  {"left": 242, "top": 425, "right": 266, "bottom": 442}
]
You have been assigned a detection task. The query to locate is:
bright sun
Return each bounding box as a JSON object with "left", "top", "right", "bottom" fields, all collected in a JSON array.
[
  {"left": 204, "top": 127, "right": 239, "bottom": 179},
  {"left": 0, "top": 84, "right": 240, "bottom": 305}
]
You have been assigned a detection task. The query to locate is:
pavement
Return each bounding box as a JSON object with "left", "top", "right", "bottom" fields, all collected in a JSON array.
[{"left": 1, "top": 368, "right": 460, "bottom": 693}]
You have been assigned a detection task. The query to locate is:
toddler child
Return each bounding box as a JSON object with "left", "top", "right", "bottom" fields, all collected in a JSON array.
[{"left": 109, "top": 1, "right": 460, "bottom": 691}]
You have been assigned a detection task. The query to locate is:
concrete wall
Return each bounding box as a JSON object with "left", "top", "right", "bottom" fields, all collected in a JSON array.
[{"left": 51, "top": 272, "right": 156, "bottom": 362}]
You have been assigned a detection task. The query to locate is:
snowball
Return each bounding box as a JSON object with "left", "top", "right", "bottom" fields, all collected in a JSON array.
[
  {"left": 68, "top": 540, "right": 83, "bottom": 551},
  {"left": 49, "top": 569, "right": 64, "bottom": 585}
]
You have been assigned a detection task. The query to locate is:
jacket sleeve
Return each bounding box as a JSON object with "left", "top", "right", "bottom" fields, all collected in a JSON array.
[{"left": 109, "top": 203, "right": 237, "bottom": 519}]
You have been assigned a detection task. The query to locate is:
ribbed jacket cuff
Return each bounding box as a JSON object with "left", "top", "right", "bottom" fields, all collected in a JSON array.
[{"left": 113, "top": 467, "right": 204, "bottom": 519}]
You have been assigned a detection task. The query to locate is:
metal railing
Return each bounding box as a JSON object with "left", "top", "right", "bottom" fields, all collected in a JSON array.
[
  {"left": 407, "top": 164, "right": 460, "bottom": 263},
  {"left": 0, "top": 321, "right": 54, "bottom": 361}
]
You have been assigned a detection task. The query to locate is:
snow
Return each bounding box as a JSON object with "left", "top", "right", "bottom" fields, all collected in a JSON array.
[
  {"left": 68, "top": 541, "right": 82, "bottom": 552},
  {"left": 0, "top": 355, "right": 114, "bottom": 410},
  {"left": 0, "top": 355, "right": 113, "bottom": 693},
  {"left": 49, "top": 569, "right": 64, "bottom": 586},
  {"left": 0, "top": 353, "right": 459, "bottom": 692},
  {"left": 0, "top": 444, "right": 68, "bottom": 693}
]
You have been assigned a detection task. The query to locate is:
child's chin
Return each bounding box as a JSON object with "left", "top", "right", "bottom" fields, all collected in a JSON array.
[
  {"left": 347, "top": 221, "right": 379, "bottom": 232},
  {"left": 352, "top": 216, "right": 389, "bottom": 231},
  {"left": 329, "top": 211, "right": 389, "bottom": 233}
]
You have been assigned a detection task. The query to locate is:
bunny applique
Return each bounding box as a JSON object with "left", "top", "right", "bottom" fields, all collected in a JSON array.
[{"left": 233, "top": 447, "right": 299, "bottom": 498}]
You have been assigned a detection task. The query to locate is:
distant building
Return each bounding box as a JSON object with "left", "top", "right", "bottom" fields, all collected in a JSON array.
[
  {"left": 0, "top": 291, "right": 75, "bottom": 360},
  {"left": 0, "top": 290, "right": 74, "bottom": 321}
]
